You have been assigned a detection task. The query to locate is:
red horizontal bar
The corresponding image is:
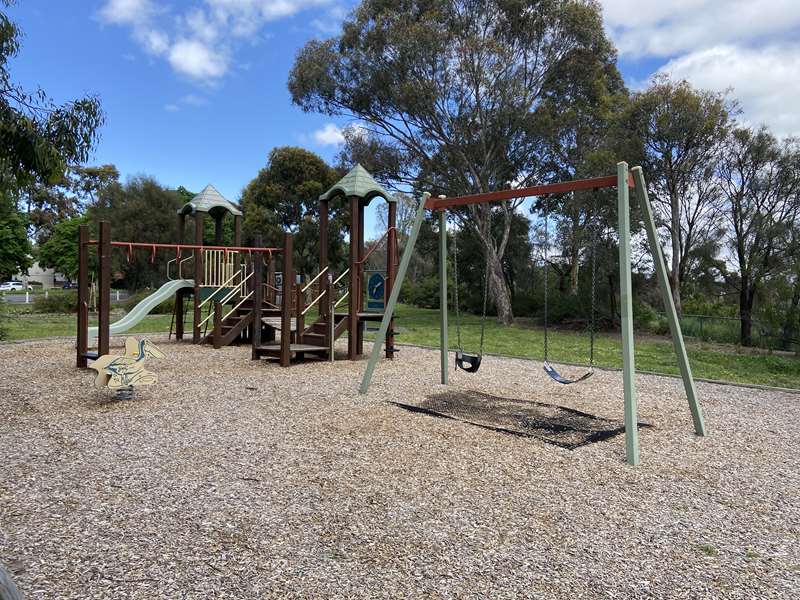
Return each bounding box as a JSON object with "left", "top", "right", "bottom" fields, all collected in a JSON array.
[
  {"left": 84, "top": 241, "right": 282, "bottom": 253},
  {"left": 425, "top": 173, "right": 633, "bottom": 210}
]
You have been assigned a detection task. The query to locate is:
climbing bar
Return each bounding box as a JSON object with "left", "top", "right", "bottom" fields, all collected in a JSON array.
[
  {"left": 84, "top": 240, "right": 282, "bottom": 253},
  {"left": 424, "top": 173, "right": 634, "bottom": 210}
]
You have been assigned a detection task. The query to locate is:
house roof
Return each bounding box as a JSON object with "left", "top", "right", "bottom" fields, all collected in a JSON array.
[
  {"left": 319, "top": 164, "right": 393, "bottom": 204},
  {"left": 178, "top": 184, "right": 242, "bottom": 218}
]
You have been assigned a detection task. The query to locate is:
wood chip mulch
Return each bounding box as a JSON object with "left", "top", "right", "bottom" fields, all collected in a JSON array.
[{"left": 1, "top": 337, "right": 798, "bottom": 599}]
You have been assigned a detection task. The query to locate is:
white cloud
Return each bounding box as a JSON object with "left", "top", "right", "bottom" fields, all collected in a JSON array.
[
  {"left": 141, "top": 29, "right": 169, "bottom": 55},
  {"left": 659, "top": 44, "right": 800, "bottom": 138},
  {"left": 313, "top": 123, "right": 345, "bottom": 146},
  {"left": 168, "top": 39, "right": 229, "bottom": 80},
  {"left": 164, "top": 103, "right": 180, "bottom": 112},
  {"left": 599, "top": 1, "right": 800, "bottom": 137},
  {"left": 99, "top": 0, "right": 340, "bottom": 82},
  {"left": 99, "top": 0, "right": 156, "bottom": 25},
  {"left": 602, "top": 0, "right": 800, "bottom": 58}
]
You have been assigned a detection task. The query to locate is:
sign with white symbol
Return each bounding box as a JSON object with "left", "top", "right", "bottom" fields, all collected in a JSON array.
[{"left": 366, "top": 272, "right": 386, "bottom": 311}]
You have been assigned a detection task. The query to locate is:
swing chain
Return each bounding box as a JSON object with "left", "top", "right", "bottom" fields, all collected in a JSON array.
[
  {"left": 479, "top": 260, "right": 488, "bottom": 355},
  {"left": 543, "top": 195, "right": 549, "bottom": 363},
  {"left": 589, "top": 190, "right": 599, "bottom": 368},
  {"left": 453, "top": 231, "right": 462, "bottom": 351}
]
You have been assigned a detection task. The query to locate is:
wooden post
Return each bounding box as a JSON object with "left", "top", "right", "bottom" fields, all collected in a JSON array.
[
  {"left": 327, "top": 276, "right": 335, "bottom": 361},
  {"left": 175, "top": 292, "right": 185, "bottom": 341},
  {"left": 213, "top": 302, "right": 222, "bottom": 350},
  {"left": 386, "top": 201, "right": 397, "bottom": 359},
  {"left": 281, "top": 232, "right": 293, "bottom": 367},
  {"left": 348, "top": 196, "right": 359, "bottom": 360},
  {"left": 267, "top": 256, "right": 276, "bottom": 305},
  {"left": 319, "top": 198, "right": 329, "bottom": 317},
  {"left": 632, "top": 166, "right": 706, "bottom": 436},
  {"left": 175, "top": 212, "right": 186, "bottom": 341},
  {"left": 97, "top": 221, "right": 111, "bottom": 357},
  {"left": 356, "top": 199, "right": 365, "bottom": 355},
  {"left": 439, "top": 209, "right": 448, "bottom": 385},
  {"left": 360, "top": 193, "right": 429, "bottom": 394},
  {"left": 251, "top": 246, "right": 263, "bottom": 360},
  {"left": 617, "top": 162, "right": 639, "bottom": 466},
  {"left": 76, "top": 224, "right": 90, "bottom": 368},
  {"left": 193, "top": 213, "right": 204, "bottom": 343}
]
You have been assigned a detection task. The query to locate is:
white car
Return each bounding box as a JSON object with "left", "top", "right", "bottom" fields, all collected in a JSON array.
[{"left": 0, "top": 281, "right": 30, "bottom": 292}]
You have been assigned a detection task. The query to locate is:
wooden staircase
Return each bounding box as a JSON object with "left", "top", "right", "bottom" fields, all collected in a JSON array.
[{"left": 252, "top": 311, "right": 348, "bottom": 361}]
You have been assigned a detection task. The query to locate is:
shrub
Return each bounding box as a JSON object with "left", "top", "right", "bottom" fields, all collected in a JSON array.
[
  {"left": 401, "top": 276, "right": 441, "bottom": 309},
  {"left": 33, "top": 291, "right": 78, "bottom": 313},
  {"left": 633, "top": 301, "right": 659, "bottom": 331}
]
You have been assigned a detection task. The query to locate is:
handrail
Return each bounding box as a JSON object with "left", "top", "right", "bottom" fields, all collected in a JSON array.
[
  {"left": 356, "top": 227, "right": 395, "bottom": 266},
  {"left": 197, "top": 266, "right": 246, "bottom": 310},
  {"left": 333, "top": 269, "right": 349, "bottom": 286},
  {"left": 302, "top": 266, "right": 329, "bottom": 293},
  {"left": 335, "top": 290, "right": 349, "bottom": 308},
  {"left": 301, "top": 289, "right": 327, "bottom": 316},
  {"left": 216, "top": 270, "right": 252, "bottom": 308},
  {"left": 166, "top": 258, "right": 176, "bottom": 281},
  {"left": 221, "top": 290, "right": 254, "bottom": 323}
]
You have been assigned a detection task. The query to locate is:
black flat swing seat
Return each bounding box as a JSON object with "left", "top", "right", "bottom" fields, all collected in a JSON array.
[
  {"left": 456, "top": 350, "right": 482, "bottom": 373},
  {"left": 543, "top": 361, "right": 593, "bottom": 385}
]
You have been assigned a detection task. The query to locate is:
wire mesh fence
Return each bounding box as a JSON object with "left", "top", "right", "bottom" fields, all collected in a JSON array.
[{"left": 658, "top": 313, "right": 799, "bottom": 353}]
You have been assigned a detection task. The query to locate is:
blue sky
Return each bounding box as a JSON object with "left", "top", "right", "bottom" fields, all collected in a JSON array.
[{"left": 9, "top": 1, "right": 800, "bottom": 237}]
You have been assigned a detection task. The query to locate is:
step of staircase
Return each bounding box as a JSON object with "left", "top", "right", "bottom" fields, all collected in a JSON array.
[{"left": 254, "top": 343, "right": 329, "bottom": 357}]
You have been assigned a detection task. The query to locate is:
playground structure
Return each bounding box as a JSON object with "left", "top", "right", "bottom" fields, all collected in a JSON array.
[
  {"left": 360, "top": 162, "right": 707, "bottom": 466},
  {"left": 76, "top": 168, "right": 400, "bottom": 368}
]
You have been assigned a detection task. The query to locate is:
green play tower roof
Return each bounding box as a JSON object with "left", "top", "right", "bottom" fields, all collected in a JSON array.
[
  {"left": 319, "top": 164, "right": 393, "bottom": 204},
  {"left": 178, "top": 184, "right": 242, "bottom": 218}
]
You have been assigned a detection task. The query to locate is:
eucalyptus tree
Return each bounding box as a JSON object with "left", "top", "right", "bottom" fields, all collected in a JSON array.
[
  {"left": 0, "top": 0, "right": 102, "bottom": 277},
  {"left": 289, "top": 0, "right": 614, "bottom": 324},
  {"left": 240, "top": 147, "right": 346, "bottom": 277},
  {"left": 627, "top": 76, "right": 732, "bottom": 315},
  {"left": 532, "top": 33, "right": 630, "bottom": 296},
  {"left": 717, "top": 127, "right": 800, "bottom": 346}
]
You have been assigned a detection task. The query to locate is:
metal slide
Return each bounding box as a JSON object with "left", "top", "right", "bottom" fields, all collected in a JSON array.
[{"left": 88, "top": 279, "right": 194, "bottom": 340}]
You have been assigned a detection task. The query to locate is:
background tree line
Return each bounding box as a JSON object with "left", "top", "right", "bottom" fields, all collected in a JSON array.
[{"left": 2, "top": 0, "right": 798, "bottom": 350}]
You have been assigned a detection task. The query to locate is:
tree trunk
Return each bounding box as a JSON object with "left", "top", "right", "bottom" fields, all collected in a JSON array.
[
  {"left": 568, "top": 245, "right": 580, "bottom": 296},
  {"left": 739, "top": 281, "right": 755, "bottom": 347},
  {"left": 782, "top": 278, "right": 800, "bottom": 352},
  {"left": 568, "top": 211, "right": 580, "bottom": 296},
  {"left": 487, "top": 247, "right": 513, "bottom": 325}
]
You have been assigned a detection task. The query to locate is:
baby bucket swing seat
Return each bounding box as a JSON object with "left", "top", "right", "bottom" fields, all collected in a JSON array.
[{"left": 452, "top": 233, "right": 489, "bottom": 373}]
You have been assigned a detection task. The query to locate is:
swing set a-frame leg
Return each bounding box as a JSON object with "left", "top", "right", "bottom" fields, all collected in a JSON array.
[
  {"left": 360, "top": 193, "right": 430, "bottom": 394},
  {"left": 618, "top": 162, "right": 640, "bottom": 465},
  {"left": 632, "top": 166, "right": 706, "bottom": 437}
]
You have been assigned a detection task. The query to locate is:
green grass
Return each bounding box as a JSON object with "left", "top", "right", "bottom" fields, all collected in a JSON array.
[
  {"left": 370, "top": 305, "right": 800, "bottom": 389},
  {"left": 2, "top": 303, "right": 799, "bottom": 389}
]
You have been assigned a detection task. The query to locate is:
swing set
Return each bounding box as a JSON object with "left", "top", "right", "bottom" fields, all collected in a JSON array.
[
  {"left": 449, "top": 189, "right": 599, "bottom": 383},
  {"left": 360, "top": 163, "right": 707, "bottom": 465}
]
